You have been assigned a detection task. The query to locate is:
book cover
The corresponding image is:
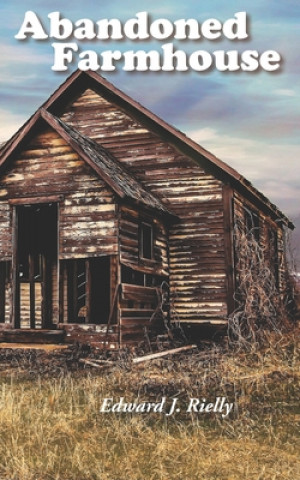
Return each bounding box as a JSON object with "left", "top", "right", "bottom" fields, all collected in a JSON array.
[{"left": 0, "top": 1, "right": 299, "bottom": 479}]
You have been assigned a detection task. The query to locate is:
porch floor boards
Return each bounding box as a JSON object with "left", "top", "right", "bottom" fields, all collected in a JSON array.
[
  {"left": 2, "top": 329, "right": 65, "bottom": 344},
  {"left": 0, "top": 342, "right": 70, "bottom": 351},
  {"left": 0, "top": 326, "right": 120, "bottom": 348}
]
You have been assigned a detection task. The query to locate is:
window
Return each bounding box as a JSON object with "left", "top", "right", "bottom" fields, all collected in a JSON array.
[
  {"left": 139, "top": 222, "right": 154, "bottom": 260},
  {"left": 63, "top": 257, "right": 111, "bottom": 324}
]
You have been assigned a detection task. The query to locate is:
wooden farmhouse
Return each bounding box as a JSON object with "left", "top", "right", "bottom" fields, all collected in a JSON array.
[{"left": 0, "top": 70, "right": 294, "bottom": 347}]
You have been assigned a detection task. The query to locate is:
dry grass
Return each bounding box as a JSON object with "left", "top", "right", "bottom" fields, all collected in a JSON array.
[{"left": 0, "top": 331, "right": 299, "bottom": 479}]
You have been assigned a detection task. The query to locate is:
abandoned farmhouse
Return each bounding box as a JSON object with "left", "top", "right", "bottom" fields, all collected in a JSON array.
[{"left": 0, "top": 70, "right": 294, "bottom": 347}]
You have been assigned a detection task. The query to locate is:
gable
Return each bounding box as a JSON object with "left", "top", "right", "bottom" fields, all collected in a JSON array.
[
  {"left": 0, "top": 125, "right": 111, "bottom": 201},
  {"left": 0, "top": 125, "right": 120, "bottom": 260},
  {"left": 0, "top": 106, "right": 172, "bottom": 218}
]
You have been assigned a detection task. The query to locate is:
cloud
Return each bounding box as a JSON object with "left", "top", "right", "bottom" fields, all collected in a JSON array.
[
  {"left": 273, "top": 89, "right": 297, "bottom": 97},
  {"left": 188, "top": 126, "right": 300, "bottom": 217},
  {"left": 0, "top": 43, "right": 50, "bottom": 70},
  {"left": 0, "top": 108, "right": 26, "bottom": 142}
]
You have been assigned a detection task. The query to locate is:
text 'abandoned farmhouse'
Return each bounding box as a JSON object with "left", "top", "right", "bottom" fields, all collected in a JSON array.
[{"left": 0, "top": 70, "right": 294, "bottom": 347}]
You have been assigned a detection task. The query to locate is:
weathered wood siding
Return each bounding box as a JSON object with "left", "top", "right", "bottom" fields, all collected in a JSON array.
[
  {"left": 0, "top": 203, "right": 12, "bottom": 260},
  {"left": 119, "top": 205, "right": 168, "bottom": 276},
  {"left": 119, "top": 283, "right": 160, "bottom": 346},
  {"left": 0, "top": 127, "right": 119, "bottom": 323},
  {"left": 19, "top": 283, "right": 42, "bottom": 327},
  {"left": 0, "top": 127, "right": 119, "bottom": 259},
  {"left": 61, "top": 89, "right": 228, "bottom": 322}
]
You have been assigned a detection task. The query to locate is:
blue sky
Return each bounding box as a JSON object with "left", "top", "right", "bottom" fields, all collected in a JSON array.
[{"left": 0, "top": 0, "right": 299, "bottom": 261}]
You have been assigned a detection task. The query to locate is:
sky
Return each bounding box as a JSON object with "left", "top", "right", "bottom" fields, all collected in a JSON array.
[{"left": 0, "top": 0, "right": 299, "bottom": 265}]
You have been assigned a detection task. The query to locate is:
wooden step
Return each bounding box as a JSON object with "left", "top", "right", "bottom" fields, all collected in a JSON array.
[{"left": 2, "top": 329, "right": 65, "bottom": 344}]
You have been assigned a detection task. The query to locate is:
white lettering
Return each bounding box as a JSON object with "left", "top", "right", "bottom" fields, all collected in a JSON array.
[
  {"left": 189, "top": 50, "right": 213, "bottom": 71},
  {"left": 223, "top": 12, "right": 248, "bottom": 40},
  {"left": 259, "top": 50, "right": 281, "bottom": 71},
  {"left": 78, "top": 50, "right": 100, "bottom": 71},
  {"left": 123, "top": 50, "right": 161, "bottom": 71},
  {"left": 161, "top": 43, "right": 188, "bottom": 71},
  {"left": 96, "top": 19, "right": 123, "bottom": 40},
  {"left": 51, "top": 43, "right": 78, "bottom": 71},
  {"left": 214, "top": 50, "right": 240, "bottom": 71},
  {"left": 15, "top": 11, "right": 48, "bottom": 39},
  {"left": 101, "top": 50, "right": 122, "bottom": 71},
  {"left": 173, "top": 19, "right": 201, "bottom": 40},
  {"left": 201, "top": 18, "right": 222, "bottom": 40},
  {"left": 74, "top": 19, "right": 96, "bottom": 40},
  {"left": 48, "top": 12, "right": 73, "bottom": 40},
  {"left": 150, "top": 18, "right": 174, "bottom": 40},
  {"left": 123, "top": 11, "right": 149, "bottom": 40},
  {"left": 241, "top": 50, "right": 259, "bottom": 71}
]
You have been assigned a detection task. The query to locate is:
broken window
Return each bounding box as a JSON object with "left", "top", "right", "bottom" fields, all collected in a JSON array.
[
  {"left": 61, "top": 256, "right": 110, "bottom": 324},
  {"left": 139, "top": 222, "right": 154, "bottom": 260}
]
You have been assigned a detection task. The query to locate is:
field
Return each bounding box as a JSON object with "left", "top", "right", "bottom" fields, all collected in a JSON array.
[{"left": 0, "top": 330, "right": 299, "bottom": 480}]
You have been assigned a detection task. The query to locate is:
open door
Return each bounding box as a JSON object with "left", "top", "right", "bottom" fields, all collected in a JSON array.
[{"left": 13, "top": 203, "right": 58, "bottom": 329}]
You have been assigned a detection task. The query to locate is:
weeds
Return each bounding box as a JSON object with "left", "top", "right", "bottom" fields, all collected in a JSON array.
[{"left": 0, "top": 329, "right": 298, "bottom": 479}]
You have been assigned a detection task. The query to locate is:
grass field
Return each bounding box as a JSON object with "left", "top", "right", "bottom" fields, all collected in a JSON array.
[{"left": 0, "top": 330, "right": 299, "bottom": 480}]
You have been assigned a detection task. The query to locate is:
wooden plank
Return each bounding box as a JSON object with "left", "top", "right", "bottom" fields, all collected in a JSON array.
[
  {"left": 11, "top": 207, "right": 20, "bottom": 328},
  {"left": 9, "top": 195, "right": 64, "bottom": 205},
  {"left": 79, "top": 359, "right": 114, "bottom": 369},
  {"left": 120, "top": 317, "right": 152, "bottom": 326},
  {"left": 0, "top": 263, "right": 5, "bottom": 323},
  {"left": 121, "top": 283, "right": 158, "bottom": 303},
  {"left": 121, "top": 309, "right": 154, "bottom": 317},
  {"left": 132, "top": 345, "right": 198, "bottom": 364},
  {"left": 29, "top": 253, "right": 35, "bottom": 329},
  {"left": 2, "top": 329, "right": 65, "bottom": 344},
  {"left": 42, "top": 255, "right": 53, "bottom": 329}
]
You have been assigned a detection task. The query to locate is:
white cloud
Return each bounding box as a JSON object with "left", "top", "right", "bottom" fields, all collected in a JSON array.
[
  {"left": 0, "top": 42, "right": 51, "bottom": 81},
  {"left": 188, "top": 127, "right": 300, "bottom": 217},
  {"left": 273, "top": 89, "right": 297, "bottom": 97},
  {"left": 188, "top": 127, "right": 256, "bottom": 164}
]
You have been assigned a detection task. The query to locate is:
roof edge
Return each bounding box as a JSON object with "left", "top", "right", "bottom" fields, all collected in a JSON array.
[{"left": 0, "top": 69, "right": 294, "bottom": 229}]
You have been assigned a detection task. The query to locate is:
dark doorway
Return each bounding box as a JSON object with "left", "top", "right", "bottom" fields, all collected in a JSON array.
[{"left": 15, "top": 203, "right": 58, "bottom": 329}]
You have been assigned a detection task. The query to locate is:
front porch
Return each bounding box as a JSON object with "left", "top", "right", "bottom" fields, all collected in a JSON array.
[{"left": 0, "top": 282, "right": 166, "bottom": 349}]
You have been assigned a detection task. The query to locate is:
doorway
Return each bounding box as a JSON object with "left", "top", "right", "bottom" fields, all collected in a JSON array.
[{"left": 14, "top": 203, "right": 58, "bottom": 329}]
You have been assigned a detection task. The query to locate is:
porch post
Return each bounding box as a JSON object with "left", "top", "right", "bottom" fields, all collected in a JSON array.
[{"left": 11, "top": 206, "right": 20, "bottom": 328}]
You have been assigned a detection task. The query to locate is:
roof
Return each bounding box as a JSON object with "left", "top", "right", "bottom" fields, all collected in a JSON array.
[
  {"left": 0, "top": 108, "right": 174, "bottom": 218},
  {"left": 0, "top": 69, "right": 294, "bottom": 229},
  {"left": 43, "top": 111, "right": 173, "bottom": 216}
]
